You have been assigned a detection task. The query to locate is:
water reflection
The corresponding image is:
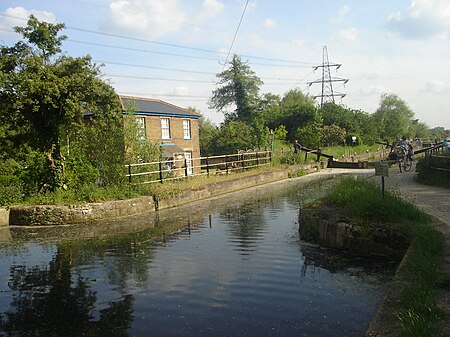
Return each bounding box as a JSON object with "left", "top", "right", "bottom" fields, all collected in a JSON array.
[
  {"left": 0, "top": 244, "right": 134, "bottom": 336},
  {"left": 0, "top": 175, "right": 398, "bottom": 337}
]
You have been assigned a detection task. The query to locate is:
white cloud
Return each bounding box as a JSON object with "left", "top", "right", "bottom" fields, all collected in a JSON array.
[
  {"left": 246, "top": 1, "right": 258, "bottom": 11},
  {"left": 332, "top": 5, "right": 351, "bottom": 23},
  {"left": 337, "top": 27, "right": 358, "bottom": 41},
  {"left": 355, "top": 85, "right": 386, "bottom": 97},
  {"left": 196, "top": 0, "right": 224, "bottom": 24},
  {"left": 102, "top": 0, "right": 187, "bottom": 39},
  {"left": 0, "top": 7, "right": 57, "bottom": 34},
  {"left": 291, "top": 38, "right": 306, "bottom": 48},
  {"left": 386, "top": 0, "right": 450, "bottom": 39},
  {"left": 264, "top": 18, "right": 275, "bottom": 29},
  {"left": 421, "top": 80, "right": 450, "bottom": 93}
]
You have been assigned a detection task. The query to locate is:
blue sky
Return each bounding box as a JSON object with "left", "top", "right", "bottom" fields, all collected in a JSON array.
[{"left": 1, "top": 0, "right": 449, "bottom": 129}]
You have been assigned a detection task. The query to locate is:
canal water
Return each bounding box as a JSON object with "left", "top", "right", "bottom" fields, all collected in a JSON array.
[{"left": 0, "top": 175, "right": 399, "bottom": 337}]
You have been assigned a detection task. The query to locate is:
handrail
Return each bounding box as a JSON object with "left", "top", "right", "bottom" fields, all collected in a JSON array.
[{"left": 125, "top": 150, "right": 272, "bottom": 184}]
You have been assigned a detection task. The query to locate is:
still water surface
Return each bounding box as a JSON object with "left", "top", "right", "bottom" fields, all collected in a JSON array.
[{"left": 0, "top": 177, "right": 398, "bottom": 337}]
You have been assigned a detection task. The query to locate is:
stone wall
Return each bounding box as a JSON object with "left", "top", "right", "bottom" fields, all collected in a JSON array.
[
  {"left": 0, "top": 208, "right": 9, "bottom": 227},
  {"left": 9, "top": 197, "right": 154, "bottom": 226}
]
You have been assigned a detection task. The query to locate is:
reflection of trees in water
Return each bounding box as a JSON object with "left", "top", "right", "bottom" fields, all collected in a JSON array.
[
  {"left": 0, "top": 245, "right": 134, "bottom": 337},
  {"left": 220, "top": 199, "right": 267, "bottom": 252}
]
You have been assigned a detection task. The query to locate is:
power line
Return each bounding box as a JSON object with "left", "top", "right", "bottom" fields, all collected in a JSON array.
[
  {"left": 0, "top": 13, "right": 315, "bottom": 66},
  {"left": 68, "top": 39, "right": 312, "bottom": 68},
  {"left": 105, "top": 74, "right": 214, "bottom": 83},
  {"left": 94, "top": 59, "right": 214, "bottom": 75},
  {"left": 222, "top": 0, "right": 250, "bottom": 70},
  {"left": 96, "top": 59, "right": 306, "bottom": 82}
]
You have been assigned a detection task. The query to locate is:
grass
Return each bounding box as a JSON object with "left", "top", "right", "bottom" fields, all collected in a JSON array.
[{"left": 326, "top": 177, "right": 446, "bottom": 336}]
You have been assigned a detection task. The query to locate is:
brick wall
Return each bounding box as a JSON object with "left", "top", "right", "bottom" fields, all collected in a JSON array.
[{"left": 144, "top": 116, "right": 201, "bottom": 173}]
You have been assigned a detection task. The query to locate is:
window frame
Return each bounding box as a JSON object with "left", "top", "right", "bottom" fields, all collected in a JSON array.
[
  {"left": 183, "top": 119, "right": 191, "bottom": 139},
  {"left": 161, "top": 118, "right": 171, "bottom": 140},
  {"left": 135, "top": 116, "right": 146, "bottom": 142}
]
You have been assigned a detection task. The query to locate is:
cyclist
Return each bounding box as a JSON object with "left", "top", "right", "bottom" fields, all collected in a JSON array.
[{"left": 399, "top": 136, "right": 414, "bottom": 160}]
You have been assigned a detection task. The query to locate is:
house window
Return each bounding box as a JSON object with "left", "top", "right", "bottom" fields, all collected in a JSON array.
[
  {"left": 136, "top": 117, "right": 146, "bottom": 141},
  {"left": 161, "top": 118, "right": 171, "bottom": 139},
  {"left": 183, "top": 120, "right": 191, "bottom": 139}
]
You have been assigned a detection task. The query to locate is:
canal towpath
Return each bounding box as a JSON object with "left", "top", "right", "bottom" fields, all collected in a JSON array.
[{"left": 379, "top": 162, "right": 450, "bottom": 336}]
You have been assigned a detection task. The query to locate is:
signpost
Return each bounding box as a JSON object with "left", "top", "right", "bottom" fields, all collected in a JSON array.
[{"left": 374, "top": 161, "right": 389, "bottom": 199}]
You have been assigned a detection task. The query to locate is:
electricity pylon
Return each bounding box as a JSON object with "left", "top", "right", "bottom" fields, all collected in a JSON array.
[{"left": 308, "top": 46, "right": 348, "bottom": 107}]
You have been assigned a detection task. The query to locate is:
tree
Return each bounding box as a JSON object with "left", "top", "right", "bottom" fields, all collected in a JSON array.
[
  {"left": 198, "top": 117, "right": 219, "bottom": 156},
  {"left": 295, "top": 109, "right": 323, "bottom": 148},
  {"left": 0, "top": 16, "right": 122, "bottom": 191},
  {"left": 214, "top": 120, "right": 255, "bottom": 155},
  {"left": 373, "top": 93, "right": 415, "bottom": 142},
  {"left": 277, "top": 89, "right": 319, "bottom": 141},
  {"left": 321, "top": 125, "right": 346, "bottom": 147},
  {"left": 209, "top": 54, "right": 263, "bottom": 122}
]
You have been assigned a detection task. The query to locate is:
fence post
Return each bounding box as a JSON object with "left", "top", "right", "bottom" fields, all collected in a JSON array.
[
  {"left": 128, "top": 164, "right": 132, "bottom": 184},
  {"left": 256, "top": 152, "right": 260, "bottom": 167},
  {"left": 241, "top": 153, "right": 245, "bottom": 170},
  {"left": 159, "top": 161, "right": 163, "bottom": 183},
  {"left": 184, "top": 158, "right": 188, "bottom": 177},
  {"left": 316, "top": 148, "right": 322, "bottom": 162},
  {"left": 206, "top": 157, "right": 210, "bottom": 176},
  {"left": 225, "top": 155, "right": 229, "bottom": 174}
]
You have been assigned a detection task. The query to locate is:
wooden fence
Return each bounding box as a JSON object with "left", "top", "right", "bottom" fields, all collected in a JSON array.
[{"left": 126, "top": 150, "right": 272, "bottom": 184}]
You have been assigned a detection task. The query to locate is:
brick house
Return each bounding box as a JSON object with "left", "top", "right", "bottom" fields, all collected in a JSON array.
[{"left": 119, "top": 95, "right": 201, "bottom": 175}]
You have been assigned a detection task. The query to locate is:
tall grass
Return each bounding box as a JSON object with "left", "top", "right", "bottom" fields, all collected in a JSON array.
[
  {"left": 326, "top": 177, "right": 445, "bottom": 336},
  {"left": 325, "top": 177, "right": 430, "bottom": 225}
]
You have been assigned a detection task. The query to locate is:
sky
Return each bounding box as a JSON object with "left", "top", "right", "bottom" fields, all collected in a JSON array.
[{"left": 1, "top": 0, "right": 449, "bottom": 129}]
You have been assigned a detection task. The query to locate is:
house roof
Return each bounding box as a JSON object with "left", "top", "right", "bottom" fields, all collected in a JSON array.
[{"left": 118, "top": 95, "right": 202, "bottom": 119}]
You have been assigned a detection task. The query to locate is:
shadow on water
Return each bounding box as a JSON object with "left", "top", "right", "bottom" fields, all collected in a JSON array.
[{"left": 0, "top": 173, "right": 399, "bottom": 337}]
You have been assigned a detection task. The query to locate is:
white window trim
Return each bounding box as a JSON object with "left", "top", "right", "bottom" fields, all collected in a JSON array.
[
  {"left": 161, "top": 118, "right": 171, "bottom": 140},
  {"left": 136, "top": 116, "right": 146, "bottom": 141},
  {"left": 183, "top": 119, "right": 191, "bottom": 139}
]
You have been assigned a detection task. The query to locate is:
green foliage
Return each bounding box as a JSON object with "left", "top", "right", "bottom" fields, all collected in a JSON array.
[
  {"left": 295, "top": 109, "right": 323, "bottom": 148},
  {"left": 214, "top": 120, "right": 256, "bottom": 154},
  {"left": 415, "top": 154, "right": 450, "bottom": 188},
  {"left": 277, "top": 89, "right": 318, "bottom": 141},
  {"left": 199, "top": 117, "right": 219, "bottom": 156},
  {"left": 325, "top": 177, "right": 446, "bottom": 336},
  {"left": 326, "top": 177, "right": 430, "bottom": 224},
  {"left": 23, "top": 183, "right": 142, "bottom": 205},
  {"left": 123, "top": 113, "right": 161, "bottom": 163},
  {"left": 397, "top": 224, "right": 445, "bottom": 337},
  {"left": 321, "top": 124, "right": 346, "bottom": 146},
  {"left": 1, "top": 16, "right": 122, "bottom": 192},
  {"left": 429, "top": 127, "right": 450, "bottom": 141},
  {"left": 273, "top": 125, "right": 288, "bottom": 140},
  {"left": 321, "top": 103, "right": 378, "bottom": 145},
  {"left": 0, "top": 176, "right": 23, "bottom": 206},
  {"left": 209, "top": 54, "right": 263, "bottom": 122},
  {"left": 373, "top": 93, "right": 415, "bottom": 142}
]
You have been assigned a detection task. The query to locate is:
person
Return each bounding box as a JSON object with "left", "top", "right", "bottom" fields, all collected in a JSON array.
[
  {"left": 293, "top": 140, "right": 300, "bottom": 154},
  {"left": 399, "top": 136, "right": 413, "bottom": 159}
]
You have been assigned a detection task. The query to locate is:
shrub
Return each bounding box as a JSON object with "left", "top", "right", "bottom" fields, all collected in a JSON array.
[{"left": 0, "top": 175, "right": 23, "bottom": 206}]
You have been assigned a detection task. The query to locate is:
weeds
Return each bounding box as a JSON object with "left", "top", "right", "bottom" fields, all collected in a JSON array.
[{"left": 326, "top": 177, "right": 446, "bottom": 336}]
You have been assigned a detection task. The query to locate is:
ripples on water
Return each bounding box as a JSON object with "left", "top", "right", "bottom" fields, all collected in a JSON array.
[{"left": 0, "top": 177, "right": 399, "bottom": 337}]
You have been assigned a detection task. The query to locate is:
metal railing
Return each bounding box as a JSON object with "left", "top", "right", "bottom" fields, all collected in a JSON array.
[{"left": 125, "top": 150, "right": 272, "bottom": 184}]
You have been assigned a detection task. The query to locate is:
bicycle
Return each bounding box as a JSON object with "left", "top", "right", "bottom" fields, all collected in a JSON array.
[{"left": 396, "top": 146, "right": 412, "bottom": 173}]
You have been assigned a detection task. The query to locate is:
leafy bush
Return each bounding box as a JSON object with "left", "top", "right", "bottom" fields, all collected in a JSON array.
[
  {"left": 415, "top": 155, "right": 450, "bottom": 188},
  {"left": 0, "top": 175, "right": 23, "bottom": 206}
]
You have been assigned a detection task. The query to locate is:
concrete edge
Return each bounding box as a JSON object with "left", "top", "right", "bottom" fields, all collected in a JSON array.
[{"left": 6, "top": 161, "right": 329, "bottom": 226}]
